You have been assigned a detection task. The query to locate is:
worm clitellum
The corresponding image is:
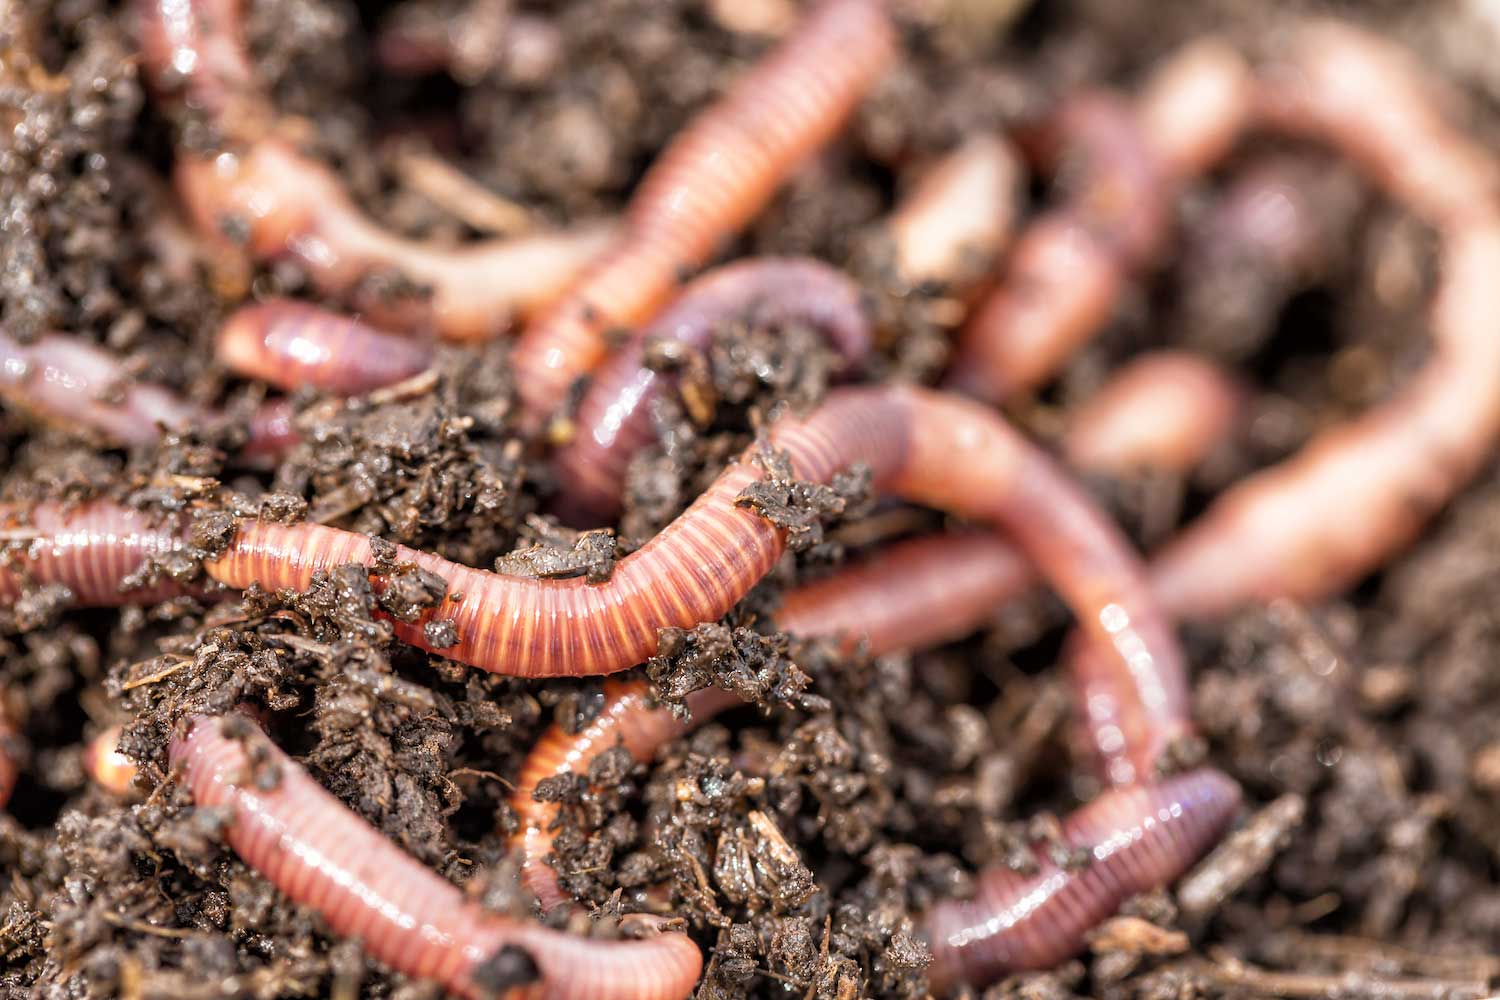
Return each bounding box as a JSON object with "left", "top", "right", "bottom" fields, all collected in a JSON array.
[
  {"left": 509, "top": 0, "right": 896, "bottom": 427},
  {"left": 136, "top": 0, "right": 612, "bottom": 340},
  {"left": 215, "top": 299, "right": 434, "bottom": 395},
  {"left": 948, "top": 40, "right": 1253, "bottom": 402},
  {"left": 551, "top": 257, "right": 873, "bottom": 526},
  {"left": 172, "top": 713, "right": 702, "bottom": 1000},
  {"left": 1151, "top": 21, "right": 1500, "bottom": 618}
]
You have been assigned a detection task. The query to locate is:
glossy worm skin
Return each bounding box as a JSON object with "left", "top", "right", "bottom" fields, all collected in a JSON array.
[
  {"left": 552, "top": 257, "right": 873, "bottom": 526},
  {"left": 171, "top": 714, "right": 702, "bottom": 1000},
  {"left": 1151, "top": 22, "right": 1500, "bottom": 618},
  {"left": 921, "top": 768, "right": 1242, "bottom": 991},
  {"left": 885, "top": 134, "right": 1024, "bottom": 292},
  {"left": 216, "top": 299, "right": 434, "bottom": 395},
  {"left": 0, "top": 329, "right": 295, "bottom": 456},
  {"left": 0, "top": 503, "right": 192, "bottom": 607},
  {"left": 0, "top": 385, "right": 1188, "bottom": 777},
  {"left": 83, "top": 725, "right": 138, "bottom": 797},
  {"left": 1065, "top": 351, "right": 1245, "bottom": 474},
  {"left": 137, "top": 0, "right": 612, "bottom": 340},
  {"left": 509, "top": 0, "right": 895, "bottom": 425},
  {"left": 0, "top": 330, "right": 202, "bottom": 445},
  {"left": 948, "top": 41, "right": 1253, "bottom": 403},
  {"left": 513, "top": 532, "right": 1033, "bottom": 908}
]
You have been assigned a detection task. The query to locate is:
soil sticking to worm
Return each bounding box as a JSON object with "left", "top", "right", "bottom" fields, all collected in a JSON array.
[{"left": 4, "top": 0, "right": 1500, "bottom": 998}]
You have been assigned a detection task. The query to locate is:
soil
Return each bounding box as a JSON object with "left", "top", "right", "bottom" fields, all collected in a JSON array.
[{"left": 4, "top": 1, "right": 1500, "bottom": 998}]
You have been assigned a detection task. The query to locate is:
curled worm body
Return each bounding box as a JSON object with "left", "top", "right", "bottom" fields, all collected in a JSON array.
[
  {"left": 172, "top": 714, "right": 701, "bottom": 999},
  {"left": 510, "top": 0, "right": 896, "bottom": 424},
  {"left": 1153, "top": 21, "right": 1500, "bottom": 617},
  {"left": 921, "top": 768, "right": 1241, "bottom": 991},
  {"left": 552, "top": 257, "right": 873, "bottom": 525}
]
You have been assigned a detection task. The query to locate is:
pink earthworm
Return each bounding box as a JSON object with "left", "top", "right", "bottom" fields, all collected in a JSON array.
[
  {"left": 551, "top": 257, "right": 873, "bottom": 526},
  {"left": 0, "top": 329, "right": 205, "bottom": 446},
  {"left": 1064, "top": 351, "right": 1246, "bottom": 474},
  {"left": 512, "top": 532, "right": 1033, "bottom": 909},
  {"left": 215, "top": 299, "right": 434, "bottom": 395},
  {"left": 172, "top": 713, "right": 702, "bottom": 1000},
  {"left": 136, "top": 0, "right": 612, "bottom": 341},
  {"left": 0, "top": 309, "right": 410, "bottom": 456},
  {"left": 509, "top": 0, "right": 896, "bottom": 426},
  {"left": 1151, "top": 21, "right": 1500, "bottom": 618},
  {"left": 921, "top": 768, "right": 1241, "bottom": 990},
  {"left": 884, "top": 133, "right": 1025, "bottom": 293},
  {"left": 947, "top": 40, "right": 1254, "bottom": 403},
  {"left": 0, "top": 386, "right": 1188, "bottom": 776}
]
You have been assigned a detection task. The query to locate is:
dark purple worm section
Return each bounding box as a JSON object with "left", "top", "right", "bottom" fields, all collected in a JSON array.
[
  {"left": 552, "top": 257, "right": 871, "bottom": 526},
  {"left": 216, "top": 300, "right": 434, "bottom": 395},
  {"left": 922, "top": 768, "right": 1241, "bottom": 991},
  {"left": 171, "top": 714, "right": 703, "bottom": 1000}
]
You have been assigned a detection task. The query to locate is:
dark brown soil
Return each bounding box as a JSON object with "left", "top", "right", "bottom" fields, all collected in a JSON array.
[{"left": 4, "top": 1, "right": 1500, "bottom": 998}]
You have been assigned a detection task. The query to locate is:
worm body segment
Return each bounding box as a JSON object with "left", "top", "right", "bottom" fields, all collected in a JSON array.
[
  {"left": 886, "top": 134, "right": 1024, "bottom": 291},
  {"left": 513, "top": 532, "right": 1034, "bottom": 907},
  {"left": 552, "top": 257, "right": 873, "bottom": 524},
  {"left": 922, "top": 768, "right": 1241, "bottom": 990},
  {"left": 510, "top": 0, "right": 896, "bottom": 424},
  {"left": 172, "top": 714, "right": 701, "bottom": 999},
  {"left": 1065, "top": 351, "right": 1245, "bottom": 474},
  {"left": 949, "top": 42, "right": 1252, "bottom": 402},
  {"left": 216, "top": 300, "right": 434, "bottom": 395}
]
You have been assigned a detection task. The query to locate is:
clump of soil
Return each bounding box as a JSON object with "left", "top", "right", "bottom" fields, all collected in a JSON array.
[{"left": 4, "top": 1, "right": 1500, "bottom": 999}]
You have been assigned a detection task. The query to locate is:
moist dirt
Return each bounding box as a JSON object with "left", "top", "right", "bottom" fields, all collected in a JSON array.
[{"left": 3, "top": 1, "right": 1500, "bottom": 998}]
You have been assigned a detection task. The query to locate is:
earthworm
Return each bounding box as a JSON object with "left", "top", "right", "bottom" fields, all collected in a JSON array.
[
  {"left": 83, "top": 725, "right": 138, "bottom": 797},
  {"left": 551, "top": 257, "right": 873, "bottom": 526},
  {"left": 884, "top": 134, "right": 1025, "bottom": 293},
  {"left": 0, "top": 330, "right": 204, "bottom": 446},
  {"left": 3, "top": 386, "right": 1187, "bottom": 765},
  {"left": 1151, "top": 21, "right": 1500, "bottom": 617},
  {"left": 509, "top": 0, "right": 896, "bottom": 426},
  {"left": 1064, "top": 351, "right": 1245, "bottom": 474},
  {"left": 921, "top": 768, "right": 1241, "bottom": 990},
  {"left": 0, "top": 328, "right": 321, "bottom": 457},
  {"left": 1177, "top": 153, "right": 1364, "bottom": 360},
  {"left": 0, "top": 503, "right": 194, "bottom": 607},
  {"left": 172, "top": 713, "right": 702, "bottom": 1000},
  {"left": 512, "top": 532, "right": 1033, "bottom": 908},
  {"left": 948, "top": 40, "right": 1253, "bottom": 403},
  {"left": 216, "top": 299, "right": 434, "bottom": 395},
  {"left": 137, "top": 0, "right": 612, "bottom": 340}
]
